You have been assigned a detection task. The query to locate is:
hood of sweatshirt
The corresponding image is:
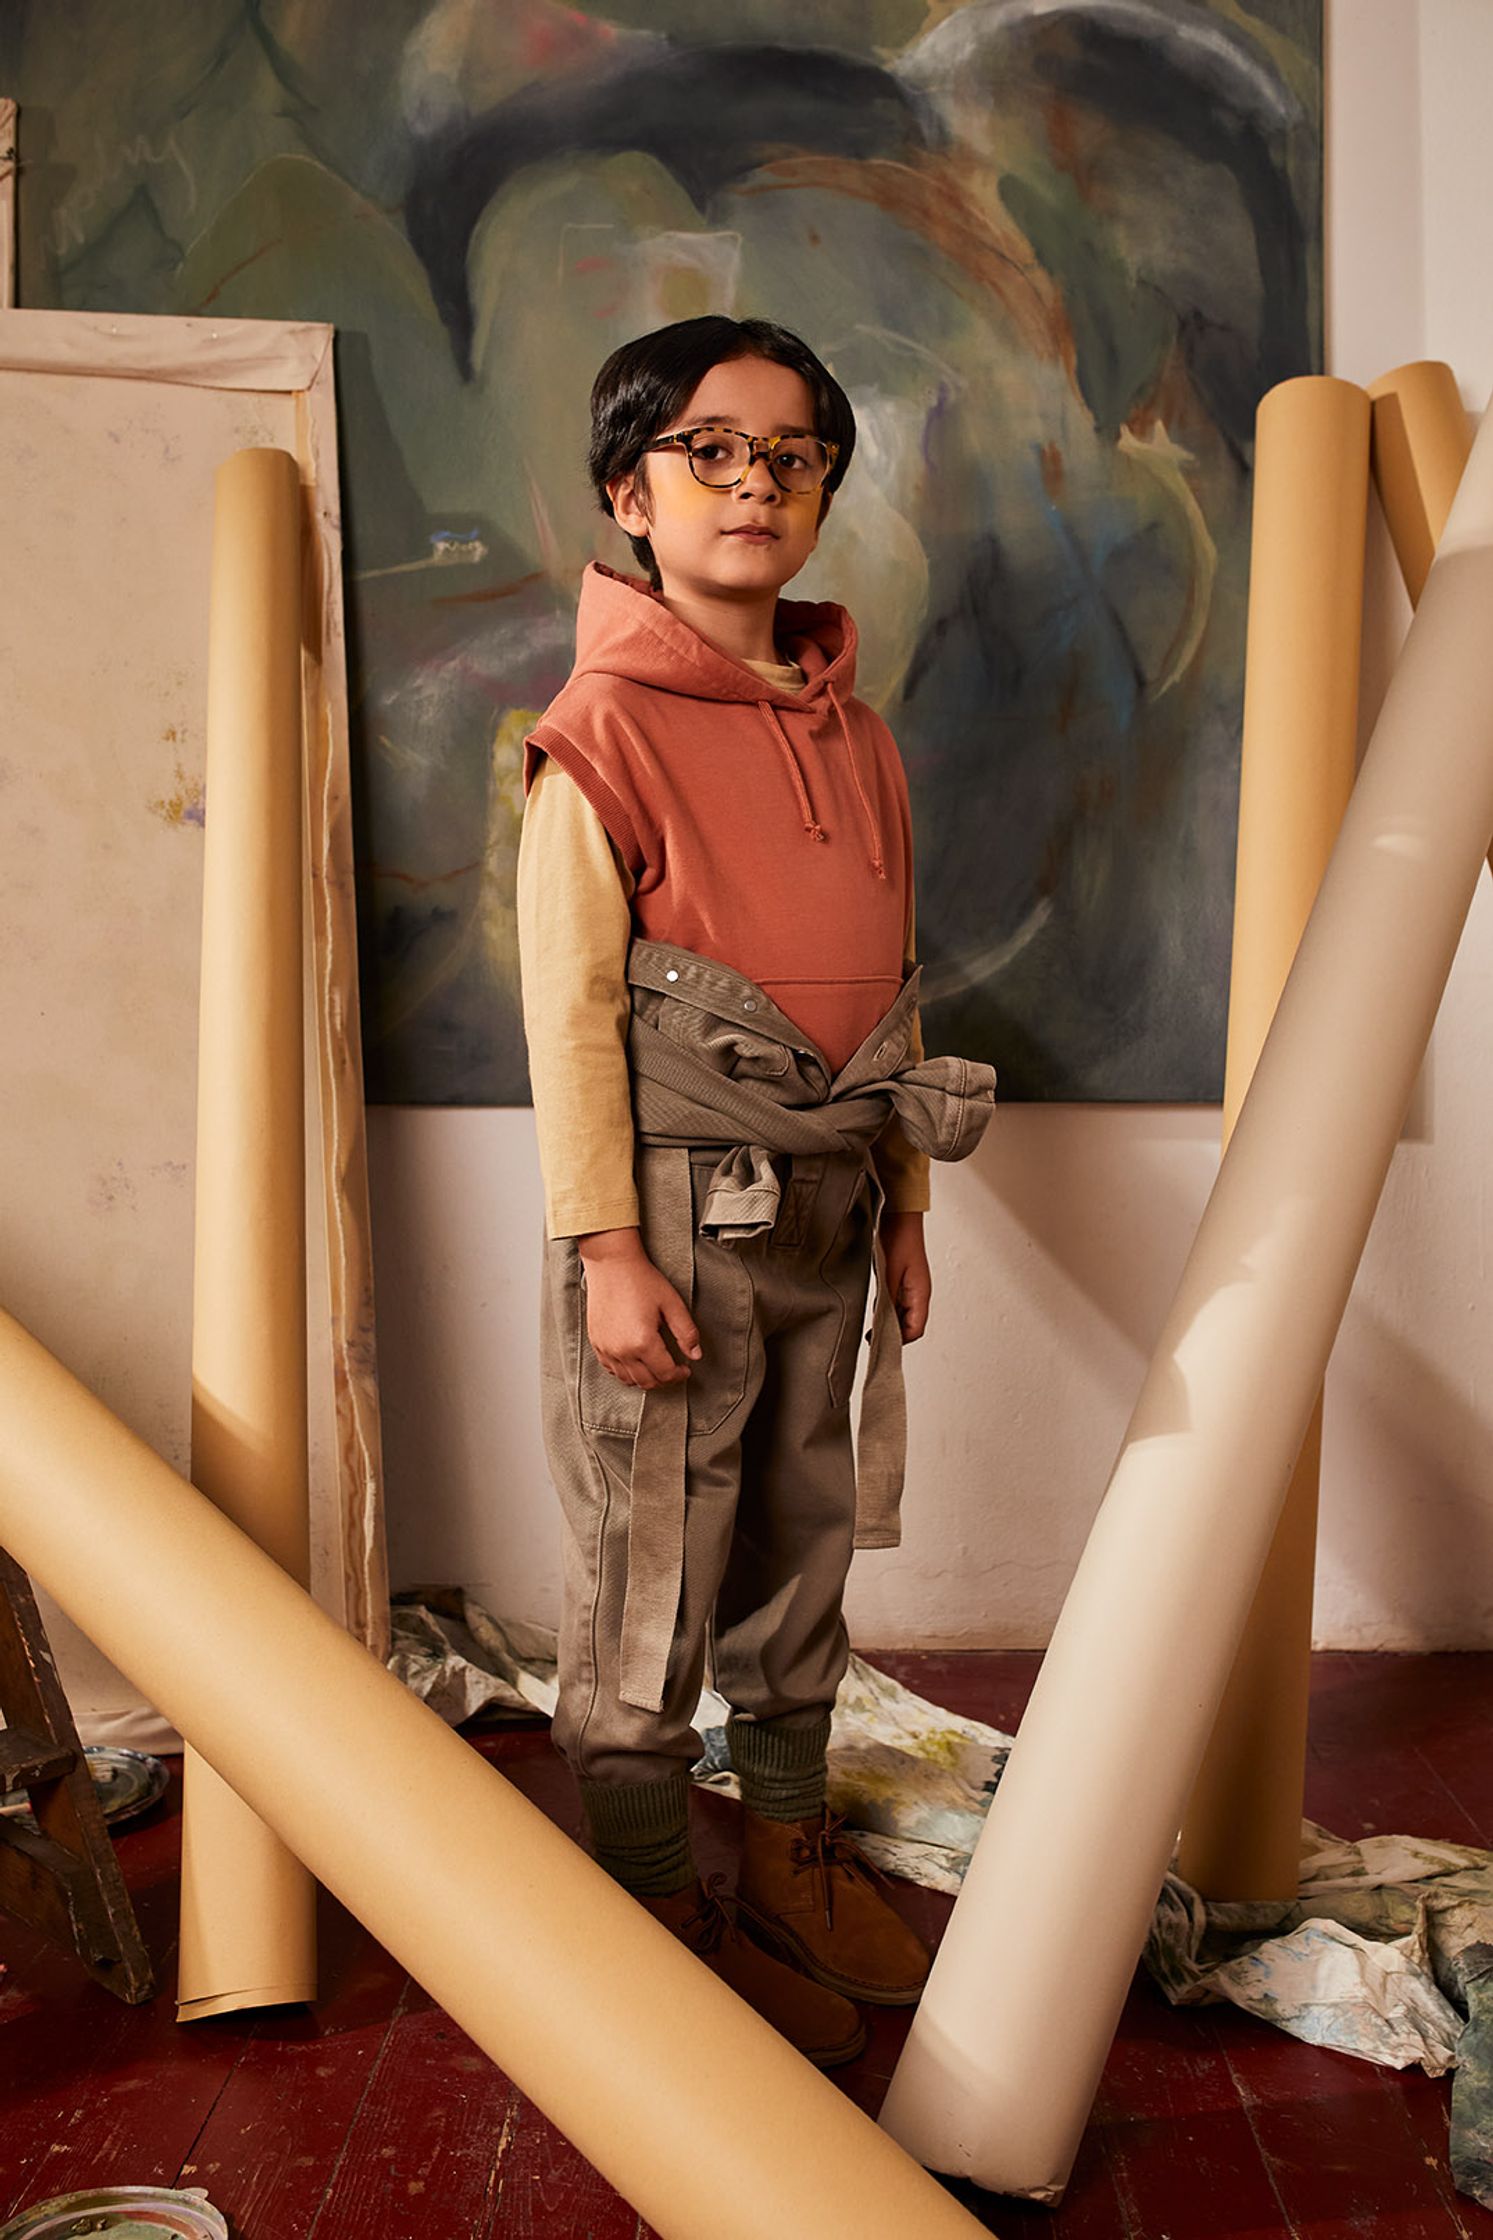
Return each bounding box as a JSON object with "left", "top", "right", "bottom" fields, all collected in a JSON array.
[{"left": 560, "top": 560, "right": 887, "bottom": 876}]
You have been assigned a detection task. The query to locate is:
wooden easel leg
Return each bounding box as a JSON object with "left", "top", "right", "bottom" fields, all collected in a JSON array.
[{"left": 0, "top": 1546, "right": 154, "bottom": 2002}]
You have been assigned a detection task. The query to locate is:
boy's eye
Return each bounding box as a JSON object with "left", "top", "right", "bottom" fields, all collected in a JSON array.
[{"left": 775, "top": 446, "right": 810, "bottom": 472}]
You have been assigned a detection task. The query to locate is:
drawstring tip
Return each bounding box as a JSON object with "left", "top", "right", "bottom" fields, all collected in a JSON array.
[
  {"left": 806, "top": 820, "right": 827, "bottom": 842},
  {"left": 871, "top": 854, "right": 886, "bottom": 879}
]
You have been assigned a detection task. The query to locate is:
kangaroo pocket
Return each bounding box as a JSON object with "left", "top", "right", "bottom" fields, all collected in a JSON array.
[{"left": 756, "top": 975, "right": 904, "bottom": 1077}]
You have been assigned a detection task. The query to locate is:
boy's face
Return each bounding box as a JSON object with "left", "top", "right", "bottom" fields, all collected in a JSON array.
[{"left": 607, "top": 356, "right": 832, "bottom": 604}]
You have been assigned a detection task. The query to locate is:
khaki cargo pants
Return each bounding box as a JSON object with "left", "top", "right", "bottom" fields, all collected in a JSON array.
[{"left": 539, "top": 1144, "right": 877, "bottom": 1787}]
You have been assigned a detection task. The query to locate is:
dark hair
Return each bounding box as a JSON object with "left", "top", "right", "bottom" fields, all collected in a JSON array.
[{"left": 588, "top": 316, "right": 856, "bottom": 589}]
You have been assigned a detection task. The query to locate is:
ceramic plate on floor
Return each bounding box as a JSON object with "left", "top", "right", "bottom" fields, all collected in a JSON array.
[
  {"left": 0, "top": 1747, "right": 168, "bottom": 1835},
  {"left": 0, "top": 2187, "right": 228, "bottom": 2237}
]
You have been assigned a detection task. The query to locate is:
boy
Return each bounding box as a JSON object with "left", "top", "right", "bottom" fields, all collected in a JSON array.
[{"left": 517, "top": 316, "right": 994, "bottom": 2068}]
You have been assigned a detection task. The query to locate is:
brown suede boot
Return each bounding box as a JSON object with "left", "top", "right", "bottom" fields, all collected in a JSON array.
[
  {"left": 640, "top": 1873, "right": 867, "bottom": 2068},
  {"left": 734, "top": 1806, "right": 931, "bottom": 2006}
]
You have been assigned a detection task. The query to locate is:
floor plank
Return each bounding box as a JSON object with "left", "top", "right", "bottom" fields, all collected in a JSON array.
[
  {"left": 179, "top": 1893, "right": 408, "bottom": 2240},
  {"left": 0, "top": 1764, "right": 245, "bottom": 2219},
  {"left": 303, "top": 1984, "right": 516, "bottom": 2240},
  {"left": 1218, "top": 2003, "right": 1474, "bottom": 2239},
  {"left": 1094, "top": 1980, "right": 1294, "bottom": 2239},
  {"left": 1304, "top": 1656, "right": 1493, "bottom": 1851},
  {"left": 482, "top": 2100, "right": 654, "bottom": 2240}
]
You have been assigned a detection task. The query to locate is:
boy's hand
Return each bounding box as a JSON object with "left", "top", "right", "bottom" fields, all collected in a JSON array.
[
  {"left": 879, "top": 1210, "right": 932, "bottom": 1343},
  {"left": 577, "top": 1227, "right": 703, "bottom": 1389}
]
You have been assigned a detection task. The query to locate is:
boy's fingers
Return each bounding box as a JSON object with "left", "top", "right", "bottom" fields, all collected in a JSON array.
[
  {"left": 629, "top": 1330, "right": 690, "bottom": 1386},
  {"left": 660, "top": 1292, "right": 704, "bottom": 1361},
  {"left": 893, "top": 1268, "right": 931, "bottom": 1345}
]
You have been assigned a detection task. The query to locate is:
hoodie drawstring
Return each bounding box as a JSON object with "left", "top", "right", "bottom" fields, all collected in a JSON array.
[
  {"left": 758, "top": 700, "right": 826, "bottom": 843},
  {"left": 756, "top": 692, "right": 886, "bottom": 879},
  {"left": 828, "top": 681, "right": 886, "bottom": 880}
]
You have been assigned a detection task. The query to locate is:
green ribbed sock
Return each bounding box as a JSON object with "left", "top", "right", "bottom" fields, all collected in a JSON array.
[
  {"left": 727, "top": 1710, "right": 832, "bottom": 1823},
  {"left": 578, "top": 1772, "right": 695, "bottom": 1897}
]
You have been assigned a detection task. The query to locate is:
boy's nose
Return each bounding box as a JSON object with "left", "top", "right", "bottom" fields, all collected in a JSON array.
[{"left": 739, "top": 454, "right": 781, "bottom": 498}]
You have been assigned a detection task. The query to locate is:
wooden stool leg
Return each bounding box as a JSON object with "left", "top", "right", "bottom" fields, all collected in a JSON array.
[{"left": 0, "top": 1546, "right": 154, "bottom": 2002}]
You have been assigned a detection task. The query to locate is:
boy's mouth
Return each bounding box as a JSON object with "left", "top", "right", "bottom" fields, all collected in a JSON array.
[{"left": 724, "top": 525, "right": 779, "bottom": 540}]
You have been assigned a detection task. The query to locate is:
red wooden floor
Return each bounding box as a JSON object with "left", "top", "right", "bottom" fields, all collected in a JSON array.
[{"left": 3, "top": 1652, "right": 1490, "bottom": 2239}]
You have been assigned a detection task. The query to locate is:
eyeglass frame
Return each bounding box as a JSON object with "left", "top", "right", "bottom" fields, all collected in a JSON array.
[{"left": 641, "top": 422, "right": 840, "bottom": 494}]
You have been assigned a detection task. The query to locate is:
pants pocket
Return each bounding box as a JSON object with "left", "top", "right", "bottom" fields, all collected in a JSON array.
[
  {"left": 684, "top": 1233, "right": 756, "bottom": 1437},
  {"left": 681, "top": 1149, "right": 756, "bottom": 1438},
  {"left": 568, "top": 1159, "right": 758, "bottom": 1442}
]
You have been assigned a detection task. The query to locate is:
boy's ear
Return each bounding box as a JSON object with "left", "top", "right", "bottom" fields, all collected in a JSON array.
[{"left": 608, "top": 467, "right": 651, "bottom": 538}]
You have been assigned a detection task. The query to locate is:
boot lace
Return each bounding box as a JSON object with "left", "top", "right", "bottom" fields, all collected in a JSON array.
[
  {"left": 788, "top": 1808, "right": 893, "bottom": 1930},
  {"left": 678, "top": 1870, "right": 737, "bottom": 1957}
]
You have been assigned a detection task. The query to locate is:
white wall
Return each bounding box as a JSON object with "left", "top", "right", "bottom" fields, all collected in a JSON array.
[{"left": 369, "top": 0, "right": 1493, "bottom": 1652}]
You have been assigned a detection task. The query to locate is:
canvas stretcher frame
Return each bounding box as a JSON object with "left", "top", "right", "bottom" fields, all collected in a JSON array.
[{"left": 0, "top": 300, "right": 388, "bottom": 1739}]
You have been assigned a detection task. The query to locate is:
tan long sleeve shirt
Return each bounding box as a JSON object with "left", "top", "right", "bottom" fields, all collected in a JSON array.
[{"left": 517, "top": 651, "right": 931, "bottom": 1240}]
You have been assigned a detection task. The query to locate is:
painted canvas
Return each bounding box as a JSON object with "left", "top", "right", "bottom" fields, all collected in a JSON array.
[{"left": 3, "top": 0, "right": 1322, "bottom": 1100}]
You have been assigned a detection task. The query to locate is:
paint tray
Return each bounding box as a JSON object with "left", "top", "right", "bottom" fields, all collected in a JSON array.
[{"left": 0, "top": 2187, "right": 228, "bottom": 2237}]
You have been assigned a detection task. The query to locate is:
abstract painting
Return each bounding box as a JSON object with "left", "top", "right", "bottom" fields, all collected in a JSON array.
[{"left": 3, "top": 0, "right": 1322, "bottom": 1099}]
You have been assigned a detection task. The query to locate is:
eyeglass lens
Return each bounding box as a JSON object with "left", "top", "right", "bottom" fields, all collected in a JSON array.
[{"left": 687, "top": 428, "right": 831, "bottom": 491}]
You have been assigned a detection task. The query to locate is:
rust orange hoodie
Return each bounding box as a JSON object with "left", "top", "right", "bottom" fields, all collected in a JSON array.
[{"left": 522, "top": 560, "right": 913, "bottom": 1073}]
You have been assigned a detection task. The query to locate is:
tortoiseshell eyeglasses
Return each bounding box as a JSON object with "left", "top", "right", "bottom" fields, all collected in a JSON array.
[{"left": 643, "top": 423, "right": 839, "bottom": 495}]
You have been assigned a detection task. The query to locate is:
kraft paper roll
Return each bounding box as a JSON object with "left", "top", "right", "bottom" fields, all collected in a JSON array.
[
  {"left": 0, "top": 1310, "right": 987, "bottom": 2240},
  {"left": 1177, "top": 377, "right": 1370, "bottom": 1901},
  {"left": 879, "top": 389, "right": 1493, "bottom": 2201},
  {"left": 178, "top": 447, "right": 317, "bottom": 2020},
  {"left": 1368, "top": 367, "right": 1490, "bottom": 898},
  {"left": 1368, "top": 361, "right": 1471, "bottom": 605}
]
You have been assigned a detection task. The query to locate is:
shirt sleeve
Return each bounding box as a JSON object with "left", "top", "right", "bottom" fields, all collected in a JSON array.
[
  {"left": 869, "top": 888, "right": 932, "bottom": 1214},
  {"left": 516, "top": 754, "right": 641, "bottom": 1239}
]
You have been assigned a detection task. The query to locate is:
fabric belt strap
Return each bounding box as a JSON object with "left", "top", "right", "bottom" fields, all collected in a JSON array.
[{"left": 617, "top": 1146, "right": 695, "bottom": 1714}]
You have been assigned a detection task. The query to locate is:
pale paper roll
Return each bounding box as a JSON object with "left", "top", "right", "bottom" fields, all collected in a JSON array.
[
  {"left": 1177, "top": 377, "right": 1370, "bottom": 1900},
  {"left": 1368, "top": 361, "right": 1471, "bottom": 605},
  {"left": 879, "top": 390, "right": 1493, "bottom": 2200},
  {"left": 0, "top": 1310, "right": 986, "bottom": 2240},
  {"left": 178, "top": 447, "right": 317, "bottom": 2020}
]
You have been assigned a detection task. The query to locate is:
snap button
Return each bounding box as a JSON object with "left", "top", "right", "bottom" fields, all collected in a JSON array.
[
  {"left": 665, "top": 969, "right": 679, "bottom": 981},
  {"left": 742, "top": 999, "right": 757, "bottom": 1011}
]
